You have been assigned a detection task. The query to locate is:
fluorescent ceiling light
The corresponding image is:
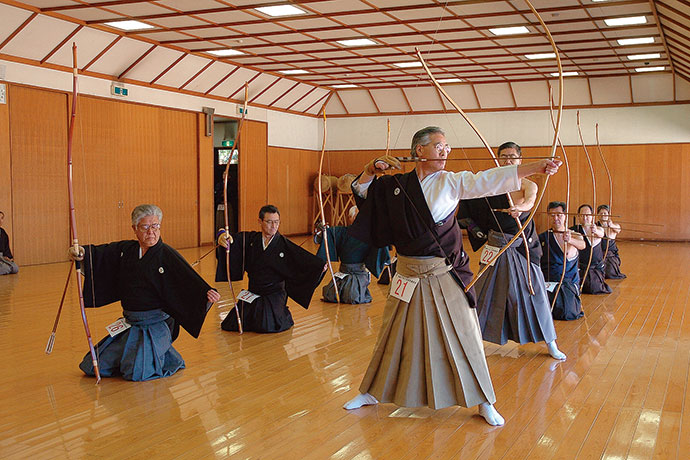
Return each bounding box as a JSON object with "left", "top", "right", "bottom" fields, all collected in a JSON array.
[
  {"left": 207, "top": 49, "right": 244, "bottom": 57},
  {"left": 255, "top": 5, "right": 306, "bottom": 17},
  {"left": 489, "top": 26, "right": 529, "bottom": 36},
  {"left": 279, "top": 69, "right": 308, "bottom": 75},
  {"left": 103, "top": 20, "right": 154, "bottom": 31},
  {"left": 337, "top": 38, "right": 376, "bottom": 47},
  {"left": 627, "top": 53, "right": 661, "bottom": 60},
  {"left": 525, "top": 53, "right": 556, "bottom": 60},
  {"left": 618, "top": 37, "right": 654, "bottom": 45},
  {"left": 551, "top": 71, "right": 578, "bottom": 77},
  {"left": 604, "top": 16, "right": 646, "bottom": 27},
  {"left": 333, "top": 84, "right": 357, "bottom": 88},
  {"left": 394, "top": 62, "right": 422, "bottom": 68},
  {"left": 436, "top": 78, "right": 462, "bottom": 83},
  {"left": 635, "top": 66, "right": 664, "bottom": 72}
]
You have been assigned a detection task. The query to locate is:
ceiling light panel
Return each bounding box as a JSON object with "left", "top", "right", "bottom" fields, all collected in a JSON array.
[
  {"left": 604, "top": 16, "right": 647, "bottom": 27},
  {"left": 254, "top": 5, "right": 307, "bottom": 17}
]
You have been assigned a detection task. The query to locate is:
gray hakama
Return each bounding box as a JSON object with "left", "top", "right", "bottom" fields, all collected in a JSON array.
[
  {"left": 360, "top": 255, "right": 496, "bottom": 409},
  {"left": 322, "top": 262, "right": 372, "bottom": 304},
  {"left": 80, "top": 309, "right": 184, "bottom": 381},
  {"left": 316, "top": 226, "right": 390, "bottom": 304},
  {"left": 475, "top": 230, "right": 558, "bottom": 345}
]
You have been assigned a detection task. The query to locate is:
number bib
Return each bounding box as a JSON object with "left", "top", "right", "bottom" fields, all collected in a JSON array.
[
  {"left": 106, "top": 318, "right": 131, "bottom": 337},
  {"left": 545, "top": 281, "right": 558, "bottom": 292},
  {"left": 480, "top": 244, "right": 501, "bottom": 266},
  {"left": 390, "top": 273, "right": 420, "bottom": 303},
  {"left": 237, "top": 289, "right": 260, "bottom": 303},
  {"left": 333, "top": 272, "right": 348, "bottom": 280}
]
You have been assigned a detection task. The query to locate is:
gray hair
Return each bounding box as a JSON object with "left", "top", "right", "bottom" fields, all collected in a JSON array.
[
  {"left": 410, "top": 126, "right": 445, "bottom": 157},
  {"left": 131, "top": 204, "right": 163, "bottom": 226}
]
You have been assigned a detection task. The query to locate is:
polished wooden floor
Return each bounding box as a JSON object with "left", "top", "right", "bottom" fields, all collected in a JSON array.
[{"left": 2, "top": 239, "right": 689, "bottom": 459}]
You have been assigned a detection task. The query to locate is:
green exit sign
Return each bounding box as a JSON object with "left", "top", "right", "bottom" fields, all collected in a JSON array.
[{"left": 111, "top": 82, "right": 128, "bottom": 97}]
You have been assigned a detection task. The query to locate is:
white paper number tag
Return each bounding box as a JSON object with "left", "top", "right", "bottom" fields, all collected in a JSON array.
[
  {"left": 106, "top": 318, "right": 131, "bottom": 337},
  {"left": 390, "top": 273, "right": 420, "bottom": 303},
  {"left": 545, "top": 281, "right": 558, "bottom": 292},
  {"left": 237, "top": 289, "right": 260, "bottom": 303},
  {"left": 333, "top": 272, "right": 348, "bottom": 280},
  {"left": 479, "top": 244, "right": 501, "bottom": 266}
]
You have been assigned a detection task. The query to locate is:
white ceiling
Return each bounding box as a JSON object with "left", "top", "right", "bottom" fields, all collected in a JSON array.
[{"left": 0, "top": 0, "right": 688, "bottom": 116}]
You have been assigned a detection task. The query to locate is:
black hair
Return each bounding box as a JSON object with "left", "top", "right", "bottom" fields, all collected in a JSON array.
[
  {"left": 259, "top": 205, "right": 280, "bottom": 220},
  {"left": 497, "top": 141, "right": 522, "bottom": 157},
  {"left": 547, "top": 201, "right": 566, "bottom": 211}
]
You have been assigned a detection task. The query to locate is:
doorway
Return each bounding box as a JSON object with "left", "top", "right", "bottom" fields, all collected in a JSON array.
[{"left": 213, "top": 117, "right": 239, "bottom": 236}]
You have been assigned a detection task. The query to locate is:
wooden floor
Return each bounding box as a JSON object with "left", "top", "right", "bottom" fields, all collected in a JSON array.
[{"left": 2, "top": 239, "right": 690, "bottom": 459}]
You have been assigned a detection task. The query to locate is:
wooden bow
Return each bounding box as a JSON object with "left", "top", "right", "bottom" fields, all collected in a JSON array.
[
  {"left": 453, "top": 0, "right": 564, "bottom": 293},
  {"left": 595, "top": 124, "right": 614, "bottom": 262},
  {"left": 576, "top": 111, "right": 596, "bottom": 291},
  {"left": 222, "top": 83, "right": 248, "bottom": 333},
  {"left": 52, "top": 44, "right": 101, "bottom": 382},
  {"left": 317, "top": 111, "right": 340, "bottom": 302},
  {"left": 548, "top": 86, "right": 571, "bottom": 311}
]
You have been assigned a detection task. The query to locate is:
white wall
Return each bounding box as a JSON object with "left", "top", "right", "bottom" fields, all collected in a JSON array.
[
  {"left": 324, "top": 105, "right": 690, "bottom": 151},
  {"left": 3, "top": 59, "right": 689, "bottom": 152}
]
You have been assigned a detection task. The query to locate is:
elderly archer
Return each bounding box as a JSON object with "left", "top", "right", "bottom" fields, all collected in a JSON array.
[
  {"left": 68, "top": 204, "right": 220, "bottom": 381},
  {"left": 343, "top": 126, "right": 562, "bottom": 426}
]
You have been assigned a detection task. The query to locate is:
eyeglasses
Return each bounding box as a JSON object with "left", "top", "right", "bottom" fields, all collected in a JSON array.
[
  {"left": 137, "top": 223, "right": 161, "bottom": 232},
  {"left": 424, "top": 142, "right": 451, "bottom": 155}
]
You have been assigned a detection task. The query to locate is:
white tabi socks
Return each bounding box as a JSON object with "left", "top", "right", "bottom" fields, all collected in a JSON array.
[
  {"left": 343, "top": 393, "right": 379, "bottom": 410},
  {"left": 547, "top": 340, "right": 567, "bottom": 360},
  {"left": 478, "top": 402, "right": 505, "bottom": 426}
]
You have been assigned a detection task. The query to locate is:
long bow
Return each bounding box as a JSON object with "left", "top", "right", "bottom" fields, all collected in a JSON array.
[
  {"left": 223, "top": 83, "right": 248, "bottom": 333},
  {"left": 548, "top": 86, "right": 571, "bottom": 311},
  {"left": 576, "top": 111, "right": 596, "bottom": 291},
  {"left": 431, "top": 0, "right": 564, "bottom": 293},
  {"left": 595, "top": 124, "right": 613, "bottom": 262},
  {"left": 417, "top": 48, "right": 535, "bottom": 295},
  {"left": 67, "top": 44, "right": 101, "bottom": 383},
  {"left": 317, "top": 112, "right": 340, "bottom": 302}
]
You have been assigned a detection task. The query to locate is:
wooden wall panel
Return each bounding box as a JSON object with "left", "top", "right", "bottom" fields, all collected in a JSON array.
[
  {"left": 238, "top": 120, "right": 267, "bottom": 230},
  {"left": 267, "top": 146, "right": 319, "bottom": 235},
  {"left": 0, "top": 84, "right": 12, "bottom": 258},
  {"left": 72, "top": 96, "right": 122, "bottom": 245},
  {"left": 158, "top": 108, "right": 198, "bottom": 249},
  {"left": 7, "top": 85, "right": 203, "bottom": 265},
  {"left": 197, "top": 113, "right": 214, "bottom": 245},
  {"left": 9, "top": 86, "right": 69, "bottom": 265},
  {"left": 323, "top": 144, "right": 690, "bottom": 241},
  {"left": 118, "top": 102, "right": 161, "bottom": 242}
]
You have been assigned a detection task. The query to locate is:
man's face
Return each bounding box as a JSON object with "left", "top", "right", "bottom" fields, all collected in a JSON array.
[
  {"left": 498, "top": 147, "right": 522, "bottom": 166},
  {"left": 578, "top": 207, "right": 594, "bottom": 226},
  {"left": 548, "top": 206, "right": 566, "bottom": 230},
  {"left": 598, "top": 208, "right": 610, "bottom": 222},
  {"left": 133, "top": 215, "right": 161, "bottom": 249},
  {"left": 259, "top": 212, "right": 280, "bottom": 238},
  {"left": 416, "top": 132, "right": 450, "bottom": 172}
]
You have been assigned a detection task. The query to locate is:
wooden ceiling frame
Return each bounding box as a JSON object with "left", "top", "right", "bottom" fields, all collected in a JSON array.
[{"left": 0, "top": 0, "right": 685, "bottom": 117}]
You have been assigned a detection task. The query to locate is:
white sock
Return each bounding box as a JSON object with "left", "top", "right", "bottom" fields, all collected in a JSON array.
[
  {"left": 343, "top": 393, "right": 379, "bottom": 410},
  {"left": 478, "top": 402, "right": 505, "bottom": 426},
  {"left": 547, "top": 341, "right": 566, "bottom": 360}
]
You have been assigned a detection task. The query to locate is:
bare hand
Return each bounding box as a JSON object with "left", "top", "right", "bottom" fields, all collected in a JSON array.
[
  {"left": 540, "top": 159, "right": 562, "bottom": 175},
  {"left": 507, "top": 207, "right": 521, "bottom": 219},
  {"left": 207, "top": 289, "right": 221, "bottom": 304},
  {"left": 365, "top": 155, "right": 402, "bottom": 175},
  {"left": 322, "top": 264, "right": 328, "bottom": 273},
  {"left": 217, "top": 231, "right": 233, "bottom": 249},
  {"left": 563, "top": 230, "right": 571, "bottom": 243},
  {"left": 68, "top": 245, "right": 85, "bottom": 261}
]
